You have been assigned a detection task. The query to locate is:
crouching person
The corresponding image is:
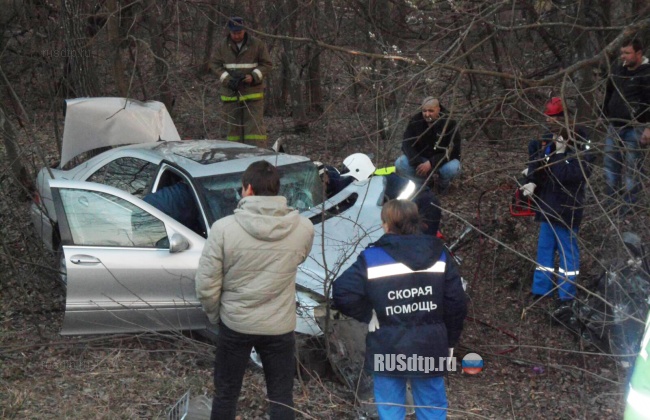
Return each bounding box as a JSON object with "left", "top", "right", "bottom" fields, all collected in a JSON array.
[
  {"left": 333, "top": 199, "right": 467, "bottom": 419},
  {"left": 195, "top": 161, "right": 314, "bottom": 420}
]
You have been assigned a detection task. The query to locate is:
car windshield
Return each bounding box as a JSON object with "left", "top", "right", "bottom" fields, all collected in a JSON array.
[{"left": 197, "top": 161, "right": 325, "bottom": 223}]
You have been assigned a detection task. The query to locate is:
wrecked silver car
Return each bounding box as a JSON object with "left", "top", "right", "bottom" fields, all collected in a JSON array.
[{"left": 30, "top": 97, "right": 388, "bottom": 339}]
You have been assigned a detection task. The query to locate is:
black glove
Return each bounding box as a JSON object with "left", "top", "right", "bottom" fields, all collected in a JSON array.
[
  {"left": 227, "top": 74, "right": 245, "bottom": 92},
  {"left": 227, "top": 76, "right": 240, "bottom": 92}
]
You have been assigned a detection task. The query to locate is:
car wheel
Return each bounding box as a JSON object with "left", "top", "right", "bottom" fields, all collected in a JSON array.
[{"left": 55, "top": 244, "right": 67, "bottom": 286}]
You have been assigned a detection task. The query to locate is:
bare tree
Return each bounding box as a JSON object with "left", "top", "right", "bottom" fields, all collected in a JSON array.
[
  {"left": 274, "top": 0, "right": 307, "bottom": 130},
  {"left": 61, "top": 0, "right": 99, "bottom": 97},
  {"left": 0, "top": 103, "right": 29, "bottom": 191},
  {"left": 145, "top": 0, "right": 174, "bottom": 112},
  {"left": 106, "top": 0, "right": 128, "bottom": 97}
]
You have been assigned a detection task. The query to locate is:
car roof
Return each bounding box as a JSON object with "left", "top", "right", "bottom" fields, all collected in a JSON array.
[{"left": 112, "top": 140, "right": 312, "bottom": 178}]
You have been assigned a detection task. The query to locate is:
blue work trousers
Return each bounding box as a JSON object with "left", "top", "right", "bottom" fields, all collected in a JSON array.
[
  {"left": 373, "top": 374, "right": 448, "bottom": 420},
  {"left": 532, "top": 221, "right": 579, "bottom": 301}
]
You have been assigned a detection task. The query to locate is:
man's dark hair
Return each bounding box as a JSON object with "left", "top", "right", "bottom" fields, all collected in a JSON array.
[
  {"left": 242, "top": 161, "right": 280, "bottom": 196},
  {"left": 621, "top": 37, "right": 643, "bottom": 53}
]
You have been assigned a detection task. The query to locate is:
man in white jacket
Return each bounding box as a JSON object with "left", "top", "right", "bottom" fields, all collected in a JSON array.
[{"left": 195, "top": 160, "right": 314, "bottom": 420}]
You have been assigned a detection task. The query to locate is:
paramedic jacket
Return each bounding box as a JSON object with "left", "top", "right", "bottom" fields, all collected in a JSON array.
[{"left": 333, "top": 233, "right": 467, "bottom": 377}]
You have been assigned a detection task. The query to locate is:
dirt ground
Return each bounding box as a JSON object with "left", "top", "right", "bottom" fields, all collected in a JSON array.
[{"left": 2, "top": 115, "right": 640, "bottom": 419}]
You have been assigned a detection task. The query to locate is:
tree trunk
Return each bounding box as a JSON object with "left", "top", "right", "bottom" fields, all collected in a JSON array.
[
  {"left": 107, "top": 0, "right": 127, "bottom": 97},
  {"left": 573, "top": 1, "right": 601, "bottom": 126},
  {"left": 201, "top": 2, "right": 219, "bottom": 74},
  {"left": 0, "top": 104, "right": 30, "bottom": 194},
  {"left": 306, "top": 2, "right": 323, "bottom": 115},
  {"left": 146, "top": 0, "right": 174, "bottom": 112},
  {"left": 276, "top": 0, "right": 307, "bottom": 131},
  {"left": 306, "top": 46, "right": 323, "bottom": 115},
  {"left": 521, "top": 1, "right": 567, "bottom": 67},
  {"left": 62, "top": 0, "right": 99, "bottom": 97}
]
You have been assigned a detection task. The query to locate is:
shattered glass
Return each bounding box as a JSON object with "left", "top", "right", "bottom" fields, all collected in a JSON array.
[{"left": 153, "top": 140, "right": 274, "bottom": 165}]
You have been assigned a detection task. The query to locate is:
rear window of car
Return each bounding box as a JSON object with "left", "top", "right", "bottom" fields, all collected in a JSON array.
[
  {"left": 196, "top": 161, "right": 324, "bottom": 223},
  {"left": 86, "top": 157, "right": 157, "bottom": 198}
]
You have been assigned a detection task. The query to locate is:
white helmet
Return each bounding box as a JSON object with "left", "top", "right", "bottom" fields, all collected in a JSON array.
[{"left": 342, "top": 153, "right": 376, "bottom": 181}]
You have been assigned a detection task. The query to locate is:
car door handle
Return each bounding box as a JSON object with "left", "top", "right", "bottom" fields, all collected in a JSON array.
[{"left": 69, "top": 255, "right": 101, "bottom": 264}]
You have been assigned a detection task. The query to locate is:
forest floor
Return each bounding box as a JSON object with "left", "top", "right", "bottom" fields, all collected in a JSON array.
[{"left": 1, "top": 107, "right": 642, "bottom": 419}]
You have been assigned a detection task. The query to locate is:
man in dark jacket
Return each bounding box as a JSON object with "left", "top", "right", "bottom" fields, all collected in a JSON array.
[
  {"left": 143, "top": 182, "right": 202, "bottom": 235},
  {"left": 212, "top": 17, "right": 273, "bottom": 147},
  {"left": 603, "top": 37, "right": 650, "bottom": 212},
  {"left": 395, "top": 97, "right": 462, "bottom": 194},
  {"left": 333, "top": 200, "right": 467, "bottom": 419},
  {"left": 520, "top": 101, "right": 594, "bottom": 305}
]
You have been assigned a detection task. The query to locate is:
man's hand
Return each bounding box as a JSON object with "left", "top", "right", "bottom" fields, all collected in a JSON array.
[
  {"left": 416, "top": 161, "right": 432, "bottom": 177},
  {"left": 641, "top": 127, "right": 650, "bottom": 147},
  {"left": 368, "top": 309, "right": 380, "bottom": 332},
  {"left": 243, "top": 74, "right": 253, "bottom": 84},
  {"left": 520, "top": 182, "right": 536, "bottom": 197}
]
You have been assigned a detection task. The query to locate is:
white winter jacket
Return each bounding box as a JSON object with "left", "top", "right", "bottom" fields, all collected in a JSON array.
[{"left": 195, "top": 195, "right": 314, "bottom": 335}]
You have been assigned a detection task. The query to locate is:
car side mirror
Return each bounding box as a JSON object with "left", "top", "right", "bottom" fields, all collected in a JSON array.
[{"left": 169, "top": 233, "right": 189, "bottom": 253}]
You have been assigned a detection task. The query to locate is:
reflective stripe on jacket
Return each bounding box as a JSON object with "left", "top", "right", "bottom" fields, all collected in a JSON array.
[{"left": 366, "top": 246, "right": 446, "bottom": 281}]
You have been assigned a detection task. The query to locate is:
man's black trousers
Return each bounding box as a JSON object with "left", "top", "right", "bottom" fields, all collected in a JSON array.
[{"left": 211, "top": 323, "right": 296, "bottom": 420}]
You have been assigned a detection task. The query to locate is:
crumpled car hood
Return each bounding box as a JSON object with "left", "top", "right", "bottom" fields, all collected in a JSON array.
[{"left": 60, "top": 97, "right": 180, "bottom": 167}]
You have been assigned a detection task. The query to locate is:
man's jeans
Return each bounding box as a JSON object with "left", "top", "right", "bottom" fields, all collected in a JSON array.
[
  {"left": 211, "top": 323, "right": 296, "bottom": 420},
  {"left": 395, "top": 155, "right": 461, "bottom": 189},
  {"left": 604, "top": 125, "right": 645, "bottom": 204}
]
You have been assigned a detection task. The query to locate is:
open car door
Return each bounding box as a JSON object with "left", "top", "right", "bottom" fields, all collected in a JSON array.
[{"left": 49, "top": 179, "right": 208, "bottom": 335}]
